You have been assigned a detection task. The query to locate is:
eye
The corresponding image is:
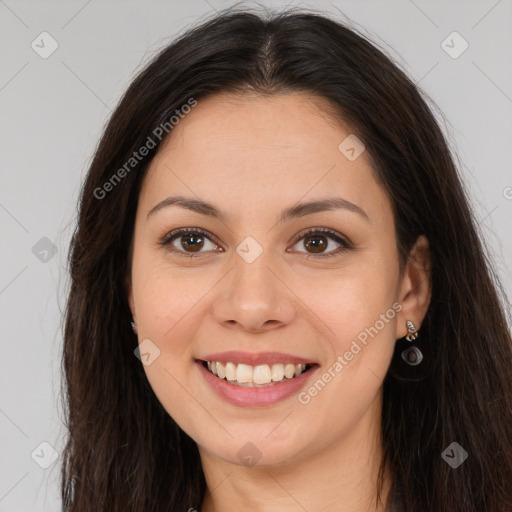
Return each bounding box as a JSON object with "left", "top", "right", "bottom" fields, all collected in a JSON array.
[
  {"left": 289, "top": 227, "right": 351, "bottom": 258},
  {"left": 159, "top": 226, "right": 351, "bottom": 259},
  {"left": 160, "top": 227, "right": 222, "bottom": 257}
]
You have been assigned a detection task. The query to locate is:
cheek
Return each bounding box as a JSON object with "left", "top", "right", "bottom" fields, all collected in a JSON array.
[
  {"left": 322, "top": 282, "right": 398, "bottom": 384},
  {"left": 130, "top": 253, "right": 202, "bottom": 376},
  {"left": 305, "top": 247, "right": 400, "bottom": 396},
  {"left": 310, "top": 254, "right": 398, "bottom": 345},
  {"left": 132, "top": 247, "right": 215, "bottom": 340},
  {"left": 132, "top": 259, "right": 212, "bottom": 433}
]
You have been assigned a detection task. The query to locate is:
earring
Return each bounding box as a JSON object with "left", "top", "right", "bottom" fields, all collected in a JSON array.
[
  {"left": 405, "top": 320, "right": 419, "bottom": 341},
  {"left": 401, "top": 320, "right": 423, "bottom": 365},
  {"left": 131, "top": 320, "right": 137, "bottom": 334}
]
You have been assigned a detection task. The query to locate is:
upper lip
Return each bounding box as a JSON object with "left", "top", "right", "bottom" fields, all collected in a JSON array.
[{"left": 198, "top": 351, "right": 317, "bottom": 366}]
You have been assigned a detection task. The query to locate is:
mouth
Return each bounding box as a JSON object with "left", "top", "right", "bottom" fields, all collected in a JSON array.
[{"left": 200, "top": 360, "right": 317, "bottom": 387}]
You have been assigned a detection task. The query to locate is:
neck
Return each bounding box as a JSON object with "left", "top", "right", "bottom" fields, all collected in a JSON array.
[{"left": 199, "top": 398, "right": 392, "bottom": 512}]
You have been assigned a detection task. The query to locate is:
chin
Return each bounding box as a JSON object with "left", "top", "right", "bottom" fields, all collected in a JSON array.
[{"left": 198, "top": 426, "right": 317, "bottom": 469}]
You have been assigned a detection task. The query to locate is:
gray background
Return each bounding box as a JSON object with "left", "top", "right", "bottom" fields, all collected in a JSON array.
[{"left": 1, "top": 0, "right": 511, "bottom": 510}]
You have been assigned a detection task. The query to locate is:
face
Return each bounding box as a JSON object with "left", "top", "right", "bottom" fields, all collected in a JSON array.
[{"left": 127, "top": 91, "right": 427, "bottom": 468}]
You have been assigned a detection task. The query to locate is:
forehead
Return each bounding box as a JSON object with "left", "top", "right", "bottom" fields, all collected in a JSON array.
[
  {"left": 139, "top": 91, "right": 390, "bottom": 225},
  {"left": 161, "top": 91, "right": 353, "bottom": 156}
]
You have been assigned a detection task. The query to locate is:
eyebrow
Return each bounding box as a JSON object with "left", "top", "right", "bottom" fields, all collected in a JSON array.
[{"left": 146, "top": 195, "right": 369, "bottom": 224}]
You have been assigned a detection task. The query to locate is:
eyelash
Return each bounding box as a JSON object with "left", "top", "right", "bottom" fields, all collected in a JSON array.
[{"left": 159, "top": 226, "right": 352, "bottom": 259}]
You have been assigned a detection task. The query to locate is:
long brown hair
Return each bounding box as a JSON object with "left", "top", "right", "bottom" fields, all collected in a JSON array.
[{"left": 60, "top": 6, "right": 512, "bottom": 511}]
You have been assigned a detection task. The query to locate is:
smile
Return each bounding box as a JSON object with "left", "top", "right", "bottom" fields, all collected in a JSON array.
[
  {"left": 196, "top": 356, "right": 319, "bottom": 407},
  {"left": 203, "top": 360, "right": 313, "bottom": 386}
]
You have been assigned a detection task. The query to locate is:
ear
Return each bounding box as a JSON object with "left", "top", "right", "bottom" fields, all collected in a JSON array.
[
  {"left": 124, "top": 272, "right": 136, "bottom": 322},
  {"left": 124, "top": 237, "right": 136, "bottom": 321},
  {"left": 396, "top": 235, "right": 431, "bottom": 338}
]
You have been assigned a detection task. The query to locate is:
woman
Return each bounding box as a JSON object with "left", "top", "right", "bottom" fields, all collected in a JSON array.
[{"left": 60, "top": 7, "right": 512, "bottom": 511}]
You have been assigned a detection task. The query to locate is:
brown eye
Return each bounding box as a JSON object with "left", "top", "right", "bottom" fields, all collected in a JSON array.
[
  {"left": 302, "top": 234, "right": 329, "bottom": 253},
  {"left": 161, "top": 228, "right": 220, "bottom": 256},
  {"left": 179, "top": 232, "right": 205, "bottom": 252},
  {"left": 290, "top": 227, "right": 351, "bottom": 258},
  {"left": 160, "top": 226, "right": 350, "bottom": 259}
]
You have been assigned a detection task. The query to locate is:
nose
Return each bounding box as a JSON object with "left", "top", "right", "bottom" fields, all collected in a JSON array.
[{"left": 211, "top": 255, "right": 296, "bottom": 334}]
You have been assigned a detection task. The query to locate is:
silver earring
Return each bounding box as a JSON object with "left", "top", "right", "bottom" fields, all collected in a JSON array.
[
  {"left": 131, "top": 321, "right": 137, "bottom": 334},
  {"left": 405, "top": 320, "right": 419, "bottom": 341},
  {"left": 401, "top": 320, "right": 423, "bottom": 365}
]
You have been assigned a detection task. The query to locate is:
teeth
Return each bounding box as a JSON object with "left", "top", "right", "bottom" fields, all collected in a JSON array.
[
  {"left": 204, "top": 360, "right": 310, "bottom": 386},
  {"left": 253, "top": 364, "right": 271, "bottom": 384},
  {"left": 225, "top": 362, "right": 236, "bottom": 381},
  {"left": 208, "top": 361, "right": 218, "bottom": 376},
  {"left": 284, "top": 363, "right": 296, "bottom": 379},
  {"left": 216, "top": 362, "right": 226, "bottom": 379},
  {"left": 295, "top": 363, "right": 305, "bottom": 377},
  {"left": 271, "top": 364, "right": 284, "bottom": 381},
  {"left": 236, "top": 363, "right": 253, "bottom": 383}
]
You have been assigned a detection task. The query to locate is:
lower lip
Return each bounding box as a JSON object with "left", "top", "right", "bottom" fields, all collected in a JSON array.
[{"left": 196, "top": 360, "right": 319, "bottom": 407}]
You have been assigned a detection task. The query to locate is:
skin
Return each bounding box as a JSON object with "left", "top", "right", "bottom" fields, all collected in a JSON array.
[{"left": 127, "top": 91, "right": 431, "bottom": 512}]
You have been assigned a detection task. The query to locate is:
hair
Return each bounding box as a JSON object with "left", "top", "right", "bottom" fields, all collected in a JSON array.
[{"left": 60, "top": 6, "right": 512, "bottom": 512}]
